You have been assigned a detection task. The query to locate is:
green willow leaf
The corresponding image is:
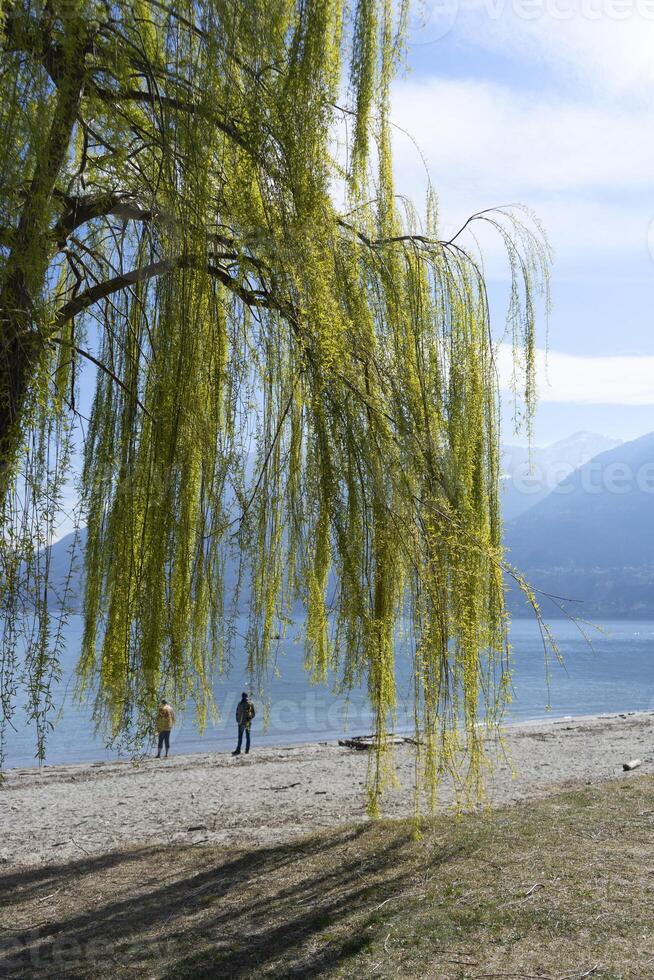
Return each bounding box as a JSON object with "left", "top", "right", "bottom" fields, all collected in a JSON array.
[{"left": 0, "top": 0, "right": 551, "bottom": 810}]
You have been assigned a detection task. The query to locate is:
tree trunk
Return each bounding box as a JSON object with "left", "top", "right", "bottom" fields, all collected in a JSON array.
[{"left": 0, "top": 20, "right": 87, "bottom": 503}]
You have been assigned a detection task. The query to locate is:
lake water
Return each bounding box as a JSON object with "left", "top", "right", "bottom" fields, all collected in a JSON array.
[{"left": 3, "top": 617, "right": 654, "bottom": 768}]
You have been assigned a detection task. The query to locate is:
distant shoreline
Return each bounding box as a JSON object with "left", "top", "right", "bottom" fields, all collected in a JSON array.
[
  {"left": 5, "top": 706, "right": 654, "bottom": 775},
  {"left": 4, "top": 707, "right": 654, "bottom": 776},
  {"left": 509, "top": 613, "right": 654, "bottom": 620},
  {"left": 6, "top": 615, "right": 653, "bottom": 770}
]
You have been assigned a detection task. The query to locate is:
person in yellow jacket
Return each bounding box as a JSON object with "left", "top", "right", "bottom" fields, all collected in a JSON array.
[{"left": 156, "top": 698, "right": 175, "bottom": 758}]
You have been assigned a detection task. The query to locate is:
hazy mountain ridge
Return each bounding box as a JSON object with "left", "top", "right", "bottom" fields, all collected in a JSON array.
[
  {"left": 505, "top": 431, "right": 654, "bottom": 617},
  {"left": 45, "top": 430, "right": 654, "bottom": 619},
  {"left": 501, "top": 430, "right": 622, "bottom": 521}
]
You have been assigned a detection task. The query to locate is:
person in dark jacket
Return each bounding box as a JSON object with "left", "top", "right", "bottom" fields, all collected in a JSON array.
[{"left": 232, "top": 692, "right": 255, "bottom": 755}]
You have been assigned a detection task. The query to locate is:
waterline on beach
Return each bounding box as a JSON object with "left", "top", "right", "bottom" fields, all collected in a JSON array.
[{"left": 3, "top": 617, "right": 654, "bottom": 768}]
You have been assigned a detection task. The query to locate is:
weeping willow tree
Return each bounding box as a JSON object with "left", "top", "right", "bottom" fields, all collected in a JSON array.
[{"left": 0, "top": 0, "right": 550, "bottom": 809}]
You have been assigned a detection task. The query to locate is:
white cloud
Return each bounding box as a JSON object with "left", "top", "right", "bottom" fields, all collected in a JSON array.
[
  {"left": 440, "top": 0, "right": 654, "bottom": 97},
  {"left": 499, "top": 344, "right": 654, "bottom": 403},
  {"left": 390, "top": 76, "right": 654, "bottom": 263},
  {"left": 392, "top": 78, "right": 654, "bottom": 193}
]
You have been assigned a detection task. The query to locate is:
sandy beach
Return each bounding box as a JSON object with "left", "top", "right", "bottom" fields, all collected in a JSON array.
[{"left": 1, "top": 711, "right": 653, "bottom": 869}]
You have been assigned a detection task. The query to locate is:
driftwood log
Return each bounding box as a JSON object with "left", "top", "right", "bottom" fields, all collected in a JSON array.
[
  {"left": 623, "top": 759, "right": 642, "bottom": 771},
  {"left": 338, "top": 734, "right": 417, "bottom": 750}
]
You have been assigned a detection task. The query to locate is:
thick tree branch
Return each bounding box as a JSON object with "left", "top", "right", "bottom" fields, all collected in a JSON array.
[
  {"left": 0, "top": 14, "right": 89, "bottom": 496},
  {"left": 54, "top": 257, "right": 177, "bottom": 327},
  {"left": 51, "top": 190, "right": 158, "bottom": 245},
  {"left": 54, "top": 255, "right": 283, "bottom": 329}
]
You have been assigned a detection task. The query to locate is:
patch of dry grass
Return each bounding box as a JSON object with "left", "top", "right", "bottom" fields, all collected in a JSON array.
[{"left": 1, "top": 777, "right": 653, "bottom": 978}]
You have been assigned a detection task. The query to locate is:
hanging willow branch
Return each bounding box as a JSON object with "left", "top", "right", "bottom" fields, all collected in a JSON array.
[{"left": 0, "top": 0, "right": 550, "bottom": 810}]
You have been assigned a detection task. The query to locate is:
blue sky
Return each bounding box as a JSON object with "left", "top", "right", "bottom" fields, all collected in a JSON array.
[{"left": 394, "top": 0, "right": 654, "bottom": 443}]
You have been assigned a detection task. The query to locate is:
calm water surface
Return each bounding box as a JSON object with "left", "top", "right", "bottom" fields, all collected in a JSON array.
[{"left": 3, "top": 617, "right": 654, "bottom": 768}]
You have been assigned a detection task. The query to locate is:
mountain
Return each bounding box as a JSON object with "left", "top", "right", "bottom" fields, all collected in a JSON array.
[
  {"left": 40, "top": 527, "right": 86, "bottom": 611},
  {"left": 44, "top": 431, "right": 654, "bottom": 620},
  {"left": 501, "top": 431, "right": 622, "bottom": 521},
  {"left": 45, "top": 526, "right": 244, "bottom": 613},
  {"left": 505, "top": 431, "right": 654, "bottom": 617}
]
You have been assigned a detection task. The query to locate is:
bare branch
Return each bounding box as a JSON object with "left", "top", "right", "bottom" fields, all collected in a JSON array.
[
  {"left": 48, "top": 337, "right": 151, "bottom": 418},
  {"left": 90, "top": 85, "right": 256, "bottom": 157}
]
